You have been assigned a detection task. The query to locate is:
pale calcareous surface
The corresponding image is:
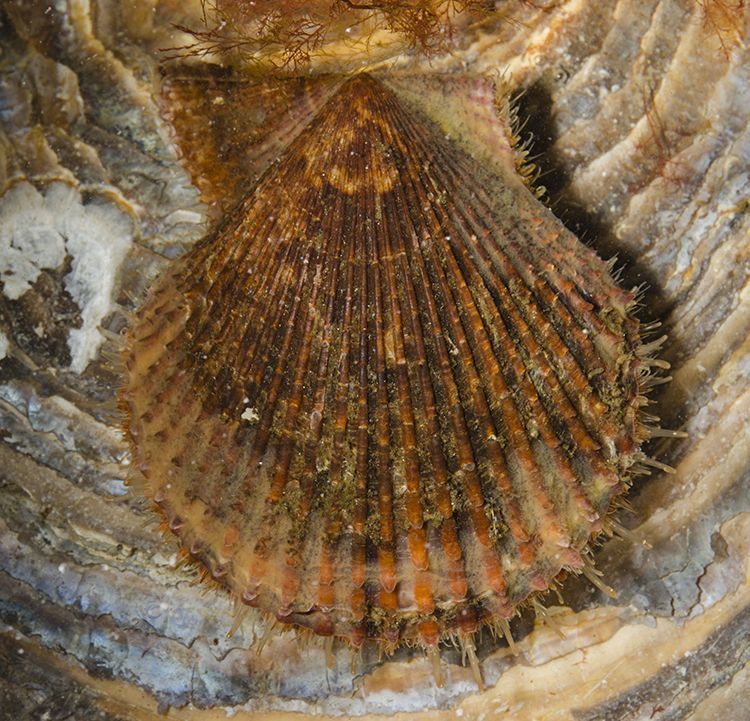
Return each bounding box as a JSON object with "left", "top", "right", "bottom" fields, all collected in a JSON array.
[{"left": 0, "top": 1, "right": 748, "bottom": 720}]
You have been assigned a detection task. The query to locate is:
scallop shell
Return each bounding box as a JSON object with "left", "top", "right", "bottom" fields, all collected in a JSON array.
[{"left": 124, "top": 72, "right": 646, "bottom": 650}]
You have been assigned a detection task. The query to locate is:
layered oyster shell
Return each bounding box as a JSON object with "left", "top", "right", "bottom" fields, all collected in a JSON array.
[{"left": 125, "top": 73, "right": 646, "bottom": 648}]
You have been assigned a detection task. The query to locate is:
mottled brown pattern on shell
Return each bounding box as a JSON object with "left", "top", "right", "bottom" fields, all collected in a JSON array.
[
  {"left": 160, "top": 67, "right": 343, "bottom": 217},
  {"left": 124, "top": 74, "right": 645, "bottom": 648}
]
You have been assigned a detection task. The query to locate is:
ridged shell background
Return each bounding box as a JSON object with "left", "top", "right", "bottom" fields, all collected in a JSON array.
[{"left": 0, "top": 1, "right": 748, "bottom": 720}]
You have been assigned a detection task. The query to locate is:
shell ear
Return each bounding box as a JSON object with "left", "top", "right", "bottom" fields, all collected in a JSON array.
[
  {"left": 383, "top": 74, "right": 529, "bottom": 189},
  {"left": 159, "top": 65, "right": 343, "bottom": 221}
]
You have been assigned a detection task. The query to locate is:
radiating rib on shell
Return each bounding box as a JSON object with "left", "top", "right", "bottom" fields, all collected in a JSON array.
[{"left": 125, "top": 74, "right": 644, "bottom": 648}]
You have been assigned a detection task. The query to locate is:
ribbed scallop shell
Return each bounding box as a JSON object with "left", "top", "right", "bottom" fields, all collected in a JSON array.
[{"left": 124, "top": 74, "right": 645, "bottom": 649}]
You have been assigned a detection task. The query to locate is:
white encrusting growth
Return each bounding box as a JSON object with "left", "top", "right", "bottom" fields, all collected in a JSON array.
[
  {"left": 0, "top": 181, "right": 133, "bottom": 373},
  {"left": 0, "top": 183, "right": 67, "bottom": 299}
]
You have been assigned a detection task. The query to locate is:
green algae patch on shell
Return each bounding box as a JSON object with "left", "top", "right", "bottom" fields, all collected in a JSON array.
[{"left": 123, "top": 72, "right": 647, "bottom": 652}]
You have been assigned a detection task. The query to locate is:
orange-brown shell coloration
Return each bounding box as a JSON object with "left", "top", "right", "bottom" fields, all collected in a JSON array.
[{"left": 124, "top": 72, "right": 648, "bottom": 653}]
